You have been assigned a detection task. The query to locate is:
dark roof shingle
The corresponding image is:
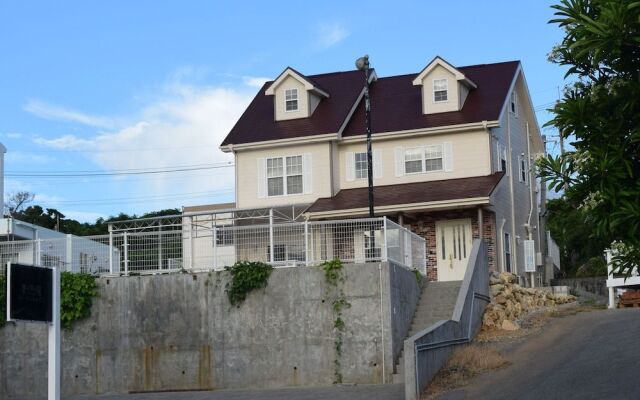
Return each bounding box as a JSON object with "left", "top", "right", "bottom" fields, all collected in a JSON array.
[
  {"left": 221, "top": 61, "right": 520, "bottom": 146},
  {"left": 306, "top": 173, "right": 504, "bottom": 214}
]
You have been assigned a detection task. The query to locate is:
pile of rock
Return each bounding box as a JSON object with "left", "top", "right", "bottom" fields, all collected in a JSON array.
[{"left": 482, "top": 272, "right": 577, "bottom": 331}]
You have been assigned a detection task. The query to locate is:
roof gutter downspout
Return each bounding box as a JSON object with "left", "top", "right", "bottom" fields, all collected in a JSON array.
[
  {"left": 507, "top": 109, "right": 518, "bottom": 276},
  {"left": 526, "top": 121, "right": 534, "bottom": 239}
]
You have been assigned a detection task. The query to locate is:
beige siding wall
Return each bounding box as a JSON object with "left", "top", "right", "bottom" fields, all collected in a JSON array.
[
  {"left": 273, "top": 76, "right": 309, "bottom": 121},
  {"left": 235, "top": 142, "right": 332, "bottom": 209},
  {"left": 338, "top": 130, "right": 491, "bottom": 189},
  {"left": 420, "top": 65, "right": 459, "bottom": 114}
]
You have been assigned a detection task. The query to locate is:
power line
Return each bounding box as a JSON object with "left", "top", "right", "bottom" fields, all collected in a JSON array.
[
  {"left": 35, "top": 189, "right": 235, "bottom": 206},
  {"left": 6, "top": 162, "right": 234, "bottom": 177},
  {"left": 21, "top": 144, "right": 221, "bottom": 153}
]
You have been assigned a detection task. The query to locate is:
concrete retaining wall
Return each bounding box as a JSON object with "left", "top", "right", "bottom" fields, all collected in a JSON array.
[
  {"left": 551, "top": 277, "right": 608, "bottom": 297},
  {"left": 0, "top": 262, "right": 419, "bottom": 399}
]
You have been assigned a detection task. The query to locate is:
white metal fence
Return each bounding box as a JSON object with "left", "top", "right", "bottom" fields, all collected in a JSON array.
[{"left": 0, "top": 217, "right": 426, "bottom": 277}]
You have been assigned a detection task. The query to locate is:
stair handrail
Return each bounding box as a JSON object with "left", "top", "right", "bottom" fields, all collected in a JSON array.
[{"left": 403, "top": 239, "right": 490, "bottom": 400}]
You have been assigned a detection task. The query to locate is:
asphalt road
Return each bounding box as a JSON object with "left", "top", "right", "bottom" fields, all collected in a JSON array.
[{"left": 437, "top": 308, "right": 640, "bottom": 400}]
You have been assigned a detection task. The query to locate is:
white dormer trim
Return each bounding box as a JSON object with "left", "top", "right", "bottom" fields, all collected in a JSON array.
[
  {"left": 265, "top": 67, "right": 330, "bottom": 98},
  {"left": 412, "top": 56, "right": 477, "bottom": 89}
]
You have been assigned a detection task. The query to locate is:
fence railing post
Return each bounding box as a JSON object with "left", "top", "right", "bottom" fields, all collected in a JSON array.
[
  {"left": 423, "top": 238, "right": 427, "bottom": 276},
  {"left": 123, "top": 232, "right": 129, "bottom": 276},
  {"left": 158, "top": 225, "right": 163, "bottom": 271},
  {"left": 606, "top": 249, "right": 615, "bottom": 309},
  {"left": 304, "top": 220, "right": 309, "bottom": 266},
  {"left": 213, "top": 226, "right": 218, "bottom": 270},
  {"left": 108, "top": 224, "right": 114, "bottom": 275},
  {"left": 35, "top": 238, "right": 41, "bottom": 266},
  {"left": 269, "top": 209, "right": 274, "bottom": 264},
  {"left": 188, "top": 216, "right": 194, "bottom": 270},
  {"left": 382, "top": 217, "right": 388, "bottom": 262},
  {"left": 65, "top": 234, "right": 73, "bottom": 273}
]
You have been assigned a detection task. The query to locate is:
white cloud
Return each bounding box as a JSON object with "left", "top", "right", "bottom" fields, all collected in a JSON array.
[
  {"left": 24, "top": 99, "right": 118, "bottom": 129},
  {"left": 242, "top": 76, "right": 271, "bottom": 89},
  {"left": 1, "top": 132, "right": 23, "bottom": 139},
  {"left": 5, "top": 151, "right": 55, "bottom": 165},
  {"left": 32, "top": 82, "right": 253, "bottom": 210},
  {"left": 315, "top": 22, "right": 349, "bottom": 48}
]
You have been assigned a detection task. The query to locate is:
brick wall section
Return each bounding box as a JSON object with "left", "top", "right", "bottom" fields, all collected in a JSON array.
[{"left": 407, "top": 209, "right": 496, "bottom": 281}]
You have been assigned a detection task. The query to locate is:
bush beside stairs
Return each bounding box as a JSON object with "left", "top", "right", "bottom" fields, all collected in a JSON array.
[{"left": 392, "top": 280, "right": 463, "bottom": 384}]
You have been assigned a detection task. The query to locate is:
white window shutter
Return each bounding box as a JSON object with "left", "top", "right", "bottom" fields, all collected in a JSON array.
[
  {"left": 443, "top": 142, "right": 453, "bottom": 172},
  {"left": 373, "top": 149, "right": 382, "bottom": 179},
  {"left": 517, "top": 155, "right": 523, "bottom": 182},
  {"left": 395, "top": 147, "right": 404, "bottom": 177},
  {"left": 257, "top": 158, "right": 267, "bottom": 198},
  {"left": 496, "top": 141, "right": 502, "bottom": 171},
  {"left": 303, "top": 153, "right": 313, "bottom": 194},
  {"left": 503, "top": 145, "right": 510, "bottom": 176},
  {"left": 346, "top": 152, "right": 355, "bottom": 182}
]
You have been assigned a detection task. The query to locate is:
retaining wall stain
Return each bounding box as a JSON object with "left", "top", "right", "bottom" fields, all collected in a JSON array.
[{"left": 198, "top": 345, "right": 213, "bottom": 390}]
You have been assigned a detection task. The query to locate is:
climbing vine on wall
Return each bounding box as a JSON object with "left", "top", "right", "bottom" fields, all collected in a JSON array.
[
  {"left": 60, "top": 272, "right": 98, "bottom": 329},
  {"left": 225, "top": 261, "right": 274, "bottom": 306},
  {"left": 322, "top": 259, "right": 351, "bottom": 384}
]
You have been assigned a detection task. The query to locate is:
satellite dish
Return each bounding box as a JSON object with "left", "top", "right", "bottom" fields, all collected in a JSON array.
[{"left": 355, "top": 55, "right": 370, "bottom": 71}]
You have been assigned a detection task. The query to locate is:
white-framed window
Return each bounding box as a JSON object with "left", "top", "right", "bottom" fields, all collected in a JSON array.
[
  {"left": 215, "top": 228, "right": 234, "bottom": 246},
  {"left": 510, "top": 91, "right": 518, "bottom": 115},
  {"left": 355, "top": 152, "right": 368, "bottom": 179},
  {"left": 504, "top": 232, "right": 512, "bottom": 273},
  {"left": 266, "top": 155, "right": 303, "bottom": 196},
  {"left": 404, "top": 147, "right": 424, "bottom": 173},
  {"left": 433, "top": 79, "right": 448, "bottom": 102},
  {"left": 404, "top": 145, "right": 443, "bottom": 174},
  {"left": 346, "top": 150, "right": 381, "bottom": 182},
  {"left": 258, "top": 154, "right": 311, "bottom": 198},
  {"left": 424, "top": 145, "right": 444, "bottom": 171},
  {"left": 364, "top": 230, "right": 383, "bottom": 259},
  {"left": 285, "top": 88, "right": 298, "bottom": 112},
  {"left": 518, "top": 155, "right": 528, "bottom": 184}
]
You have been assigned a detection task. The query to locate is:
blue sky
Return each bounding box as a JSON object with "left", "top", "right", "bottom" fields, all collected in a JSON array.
[{"left": 0, "top": 0, "right": 566, "bottom": 222}]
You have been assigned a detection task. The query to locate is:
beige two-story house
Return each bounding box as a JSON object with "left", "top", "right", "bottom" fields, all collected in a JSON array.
[{"left": 220, "top": 57, "right": 545, "bottom": 284}]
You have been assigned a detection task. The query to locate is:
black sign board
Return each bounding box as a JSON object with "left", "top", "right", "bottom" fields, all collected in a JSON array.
[{"left": 8, "top": 263, "right": 53, "bottom": 323}]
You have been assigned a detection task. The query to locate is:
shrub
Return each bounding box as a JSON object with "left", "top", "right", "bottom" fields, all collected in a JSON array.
[
  {"left": 225, "top": 261, "right": 273, "bottom": 306},
  {"left": 60, "top": 272, "right": 98, "bottom": 329}
]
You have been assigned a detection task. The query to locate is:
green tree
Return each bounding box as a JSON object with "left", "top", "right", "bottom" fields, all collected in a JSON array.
[
  {"left": 546, "top": 198, "right": 609, "bottom": 275},
  {"left": 539, "top": 0, "right": 640, "bottom": 273}
]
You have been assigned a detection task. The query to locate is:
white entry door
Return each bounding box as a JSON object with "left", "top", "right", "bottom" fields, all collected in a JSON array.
[{"left": 435, "top": 219, "right": 473, "bottom": 281}]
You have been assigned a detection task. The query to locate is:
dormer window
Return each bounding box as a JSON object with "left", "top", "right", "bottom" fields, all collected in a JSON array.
[
  {"left": 433, "top": 79, "right": 448, "bottom": 102},
  {"left": 412, "top": 56, "right": 477, "bottom": 115},
  {"left": 285, "top": 89, "right": 299, "bottom": 112}
]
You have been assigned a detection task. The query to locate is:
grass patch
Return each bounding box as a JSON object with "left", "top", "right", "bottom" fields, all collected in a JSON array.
[{"left": 424, "top": 345, "right": 509, "bottom": 398}]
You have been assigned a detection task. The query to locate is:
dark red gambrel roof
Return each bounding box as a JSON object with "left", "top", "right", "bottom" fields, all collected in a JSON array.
[
  {"left": 221, "top": 70, "right": 365, "bottom": 146},
  {"left": 221, "top": 61, "right": 520, "bottom": 146},
  {"left": 306, "top": 172, "right": 505, "bottom": 214}
]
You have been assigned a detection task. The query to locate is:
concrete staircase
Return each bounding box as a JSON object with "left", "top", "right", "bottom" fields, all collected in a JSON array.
[{"left": 392, "top": 280, "right": 462, "bottom": 384}]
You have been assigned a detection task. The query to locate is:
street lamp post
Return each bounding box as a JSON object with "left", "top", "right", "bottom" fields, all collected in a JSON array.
[
  {"left": 356, "top": 55, "right": 377, "bottom": 260},
  {"left": 356, "top": 55, "right": 374, "bottom": 218}
]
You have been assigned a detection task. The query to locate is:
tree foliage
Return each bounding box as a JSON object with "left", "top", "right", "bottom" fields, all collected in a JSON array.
[
  {"left": 546, "top": 198, "right": 609, "bottom": 275},
  {"left": 539, "top": 0, "right": 640, "bottom": 273},
  {"left": 5, "top": 191, "right": 35, "bottom": 217},
  {"left": 10, "top": 203, "right": 180, "bottom": 236}
]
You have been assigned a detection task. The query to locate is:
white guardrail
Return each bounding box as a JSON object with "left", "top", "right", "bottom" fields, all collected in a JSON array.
[{"left": 0, "top": 217, "right": 426, "bottom": 277}]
